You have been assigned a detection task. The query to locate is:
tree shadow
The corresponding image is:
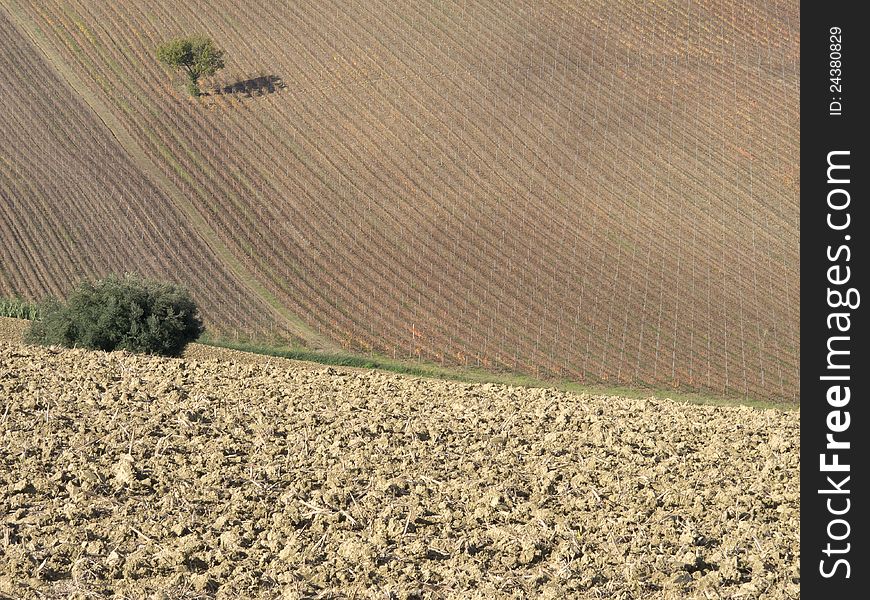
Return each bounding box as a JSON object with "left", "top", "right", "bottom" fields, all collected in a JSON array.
[{"left": 207, "top": 75, "right": 285, "bottom": 98}]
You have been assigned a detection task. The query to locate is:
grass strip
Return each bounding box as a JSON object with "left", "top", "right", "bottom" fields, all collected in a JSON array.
[
  {"left": 199, "top": 337, "right": 791, "bottom": 411},
  {"left": 0, "top": 305, "right": 790, "bottom": 410},
  {"left": 0, "top": 297, "right": 40, "bottom": 320}
]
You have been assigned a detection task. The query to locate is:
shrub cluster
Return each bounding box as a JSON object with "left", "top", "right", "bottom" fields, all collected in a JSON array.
[{"left": 25, "top": 274, "right": 204, "bottom": 356}]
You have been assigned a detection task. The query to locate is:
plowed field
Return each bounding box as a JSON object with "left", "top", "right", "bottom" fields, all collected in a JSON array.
[{"left": 0, "top": 340, "right": 799, "bottom": 598}]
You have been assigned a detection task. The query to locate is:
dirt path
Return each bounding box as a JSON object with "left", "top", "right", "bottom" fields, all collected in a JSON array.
[
  {"left": 0, "top": 2, "right": 335, "bottom": 351},
  {"left": 0, "top": 340, "right": 799, "bottom": 599}
]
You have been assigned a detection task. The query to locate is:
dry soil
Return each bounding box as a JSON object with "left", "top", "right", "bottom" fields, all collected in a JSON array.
[{"left": 0, "top": 339, "right": 798, "bottom": 599}]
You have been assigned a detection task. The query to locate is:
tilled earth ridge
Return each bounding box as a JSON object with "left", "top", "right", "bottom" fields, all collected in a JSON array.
[
  {"left": 0, "top": 342, "right": 799, "bottom": 599},
  {"left": 0, "top": 317, "right": 310, "bottom": 371},
  {"left": 0, "top": 318, "right": 27, "bottom": 344}
]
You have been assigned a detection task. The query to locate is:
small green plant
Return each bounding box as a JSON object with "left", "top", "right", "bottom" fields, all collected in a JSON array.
[
  {"left": 157, "top": 35, "right": 225, "bottom": 97},
  {"left": 0, "top": 296, "right": 41, "bottom": 320},
  {"left": 25, "top": 274, "right": 204, "bottom": 356}
]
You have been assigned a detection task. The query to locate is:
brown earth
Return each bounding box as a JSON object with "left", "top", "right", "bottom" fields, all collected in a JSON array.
[
  {"left": 0, "top": 318, "right": 26, "bottom": 345},
  {"left": 0, "top": 8, "right": 292, "bottom": 342},
  {"left": 1, "top": 0, "right": 800, "bottom": 402},
  {"left": 1, "top": 340, "right": 798, "bottom": 599},
  {"left": 0, "top": 317, "right": 314, "bottom": 372}
]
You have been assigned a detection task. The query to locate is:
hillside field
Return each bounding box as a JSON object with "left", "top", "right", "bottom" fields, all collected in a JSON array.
[{"left": 0, "top": 0, "right": 799, "bottom": 402}]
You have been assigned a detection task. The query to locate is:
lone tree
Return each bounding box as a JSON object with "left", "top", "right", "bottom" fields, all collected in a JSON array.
[
  {"left": 25, "top": 274, "right": 204, "bottom": 356},
  {"left": 157, "top": 35, "right": 225, "bottom": 97}
]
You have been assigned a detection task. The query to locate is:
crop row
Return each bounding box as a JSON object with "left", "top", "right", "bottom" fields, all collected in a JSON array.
[
  {"left": 5, "top": 0, "right": 800, "bottom": 400},
  {"left": 0, "top": 8, "right": 291, "bottom": 339}
]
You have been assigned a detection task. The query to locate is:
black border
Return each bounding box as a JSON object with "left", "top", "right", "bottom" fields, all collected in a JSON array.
[{"left": 801, "top": 1, "right": 868, "bottom": 595}]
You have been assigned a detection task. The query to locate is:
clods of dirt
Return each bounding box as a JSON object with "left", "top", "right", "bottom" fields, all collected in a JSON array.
[{"left": 0, "top": 341, "right": 799, "bottom": 598}]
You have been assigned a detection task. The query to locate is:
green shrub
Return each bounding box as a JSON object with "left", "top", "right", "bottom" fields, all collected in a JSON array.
[
  {"left": 0, "top": 296, "right": 41, "bottom": 320},
  {"left": 25, "top": 274, "right": 204, "bottom": 356}
]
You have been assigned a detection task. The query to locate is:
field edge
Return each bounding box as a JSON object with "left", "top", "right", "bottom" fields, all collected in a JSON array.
[{"left": 0, "top": 315, "right": 792, "bottom": 411}]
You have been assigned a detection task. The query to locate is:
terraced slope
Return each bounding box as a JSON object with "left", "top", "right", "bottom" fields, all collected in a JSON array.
[{"left": 0, "top": 0, "right": 799, "bottom": 402}]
